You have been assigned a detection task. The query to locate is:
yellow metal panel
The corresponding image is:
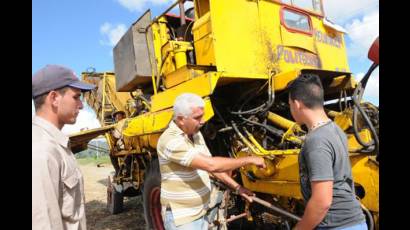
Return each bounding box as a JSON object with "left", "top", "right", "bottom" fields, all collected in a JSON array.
[
  {"left": 219, "top": 72, "right": 267, "bottom": 80},
  {"left": 312, "top": 18, "right": 350, "bottom": 72},
  {"left": 334, "top": 110, "right": 353, "bottom": 131},
  {"left": 151, "top": 72, "right": 219, "bottom": 112},
  {"left": 272, "top": 69, "right": 301, "bottom": 91},
  {"left": 280, "top": 26, "right": 315, "bottom": 54},
  {"left": 241, "top": 173, "right": 303, "bottom": 199},
  {"left": 238, "top": 150, "right": 301, "bottom": 198},
  {"left": 123, "top": 97, "right": 214, "bottom": 137},
  {"left": 350, "top": 155, "right": 379, "bottom": 212},
  {"left": 240, "top": 153, "right": 378, "bottom": 209},
  {"left": 209, "top": 0, "right": 267, "bottom": 75},
  {"left": 163, "top": 66, "right": 206, "bottom": 88},
  {"left": 192, "top": 11, "right": 211, "bottom": 39},
  {"left": 192, "top": 12, "right": 215, "bottom": 66}
]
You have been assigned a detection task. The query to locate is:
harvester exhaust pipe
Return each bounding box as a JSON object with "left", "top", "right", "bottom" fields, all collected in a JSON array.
[{"left": 178, "top": 0, "right": 186, "bottom": 26}]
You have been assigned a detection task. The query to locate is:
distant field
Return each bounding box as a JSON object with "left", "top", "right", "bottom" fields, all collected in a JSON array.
[{"left": 77, "top": 155, "right": 111, "bottom": 166}]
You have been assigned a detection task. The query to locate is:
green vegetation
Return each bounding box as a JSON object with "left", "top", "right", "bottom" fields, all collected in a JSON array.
[
  {"left": 75, "top": 139, "right": 111, "bottom": 165},
  {"left": 77, "top": 155, "right": 111, "bottom": 165}
]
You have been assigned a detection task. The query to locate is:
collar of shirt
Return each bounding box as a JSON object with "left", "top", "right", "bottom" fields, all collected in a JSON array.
[
  {"left": 32, "top": 115, "right": 69, "bottom": 148},
  {"left": 168, "top": 120, "right": 199, "bottom": 144}
]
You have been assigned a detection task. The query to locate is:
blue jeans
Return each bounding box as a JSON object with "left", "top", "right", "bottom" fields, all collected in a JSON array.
[
  {"left": 316, "top": 221, "right": 367, "bottom": 230},
  {"left": 163, "top": 209, "right": 208, "bottom": 230}
]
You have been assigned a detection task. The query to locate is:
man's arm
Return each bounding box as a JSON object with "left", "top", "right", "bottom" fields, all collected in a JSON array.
[
  {"left": 211, "top": 172, "right": 255, "bottom": 202},
  {"left": 190, "top": 153, "right": 266, "bottom": 173},
  {"left": 294, "top": 181, "right": 333, "bottom": 230}
]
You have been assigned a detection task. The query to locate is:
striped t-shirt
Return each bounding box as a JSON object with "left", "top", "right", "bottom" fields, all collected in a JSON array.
[{"left": 157, "top": 121, "right": 212, "bottom": 226}]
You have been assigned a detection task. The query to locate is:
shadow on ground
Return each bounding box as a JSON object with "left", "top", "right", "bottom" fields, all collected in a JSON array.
[
  {"left": 97, "top": 178, "right": 109, "bottom": 187},
  {"left": 85, "top": 196, "right": 146, "bottom": 230}
]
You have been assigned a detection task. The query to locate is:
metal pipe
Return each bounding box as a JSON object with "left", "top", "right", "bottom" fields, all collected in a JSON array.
[
  {"left": 244, "top": 129, "right": 300, "bottom": 156},
  {"left": 251, "top": 196, "right": 301, "bottom": 222},
  {"left": 231, "top": 121, "right": 263, "bottom": 156},
  {"left": 226, "top": 212, "right": 247, "bottom": 223},
  {"left": 178, "top": 0, "right": 186, "bottom": 26},
  {"left": 145, "top": 26, "right": 158, "bottom": 95},
  {"left": 101, "top": 73, "right": 106, "bottom": 124},
  {"left": 145, "top": 0, "right": 180, "bottom": 31},
  {"left": 267, "top": 112, "right": 297, "bottom": 131}
]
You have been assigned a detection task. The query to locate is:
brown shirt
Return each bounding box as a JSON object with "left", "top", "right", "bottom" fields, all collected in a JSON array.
[{"left": 32, "top": 116, "right": 86, "bottom": 230}]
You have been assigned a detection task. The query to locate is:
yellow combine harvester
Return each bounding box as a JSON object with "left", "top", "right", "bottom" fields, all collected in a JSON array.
[{"left": 70, "top": 0, "right": 379, "bottom": 229}]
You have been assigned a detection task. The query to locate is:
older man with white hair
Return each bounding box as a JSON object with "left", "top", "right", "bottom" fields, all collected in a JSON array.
[{"left": 157, "top": 93, "right": 266, "bottom": 230}]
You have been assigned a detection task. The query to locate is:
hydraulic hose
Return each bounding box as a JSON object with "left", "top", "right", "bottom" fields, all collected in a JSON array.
[
  {"left": 352, "top": 63, "right": 379, "bottom": 157},
  {"left": 352, "top": 95, "right": 379, "bottom": 155}
]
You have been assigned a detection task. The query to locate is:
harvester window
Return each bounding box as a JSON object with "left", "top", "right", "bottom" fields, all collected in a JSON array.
[
  {"left": 281, "top": 8, "right": 312, "bottom": 35},
  {"left": 281, "top": 0, "right": 323, "bottom": 15}
]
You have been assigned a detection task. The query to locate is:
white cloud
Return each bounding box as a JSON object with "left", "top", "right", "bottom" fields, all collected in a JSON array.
[
  {"left": 322, "top": 1, "right": 379, "bottom": 60},
  {"left": 62, "top": 105, "right": 101, "bottom": 135},
  {"left": 32, "top": 100, "right": 101, "bottom": 135},
  {"left": 323, "top": 0, "right": 378, "bottom": 23},
  {"left": 99, "top": 23, "right": 127, "bottom": 46},
  {"left": 116, "top": 0, "right": 174, "bottom": 12},
  {"left": 354, "top": 68, "right": 379, "bottom": 104},
  {"left": 344, "top": 9, "right": 379, "bottom": 60}
]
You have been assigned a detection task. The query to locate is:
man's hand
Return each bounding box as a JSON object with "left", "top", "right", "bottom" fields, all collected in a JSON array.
[
  {"left": 248, "top": 156, "right": 267, "bottom": 169},
  {"left": 235, "top": 185, "right": 255, "bottom": 202}
]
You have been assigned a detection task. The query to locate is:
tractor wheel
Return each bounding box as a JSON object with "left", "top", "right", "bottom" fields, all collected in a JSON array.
[
  {"left": 142, "top": 158, "right": 164, "bottom": 230},
  {"left": 107, "top": 175, "right": 124, "bottom": 214}
]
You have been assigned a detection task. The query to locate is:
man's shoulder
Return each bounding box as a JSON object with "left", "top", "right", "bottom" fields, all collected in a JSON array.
[
  {"left": 32, "top": 125, "right": 64, "bottom": 162},
  {"left": 158, "top": 124, "right": 182, "bottom": 143},
  {"left": 306, "top": 124, "right": 337, "bottom": 144}
]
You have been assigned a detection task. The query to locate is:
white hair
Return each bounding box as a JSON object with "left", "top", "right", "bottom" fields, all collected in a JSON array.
[{"left": 173, "top": 93, "right": 205, "bottom": 120}]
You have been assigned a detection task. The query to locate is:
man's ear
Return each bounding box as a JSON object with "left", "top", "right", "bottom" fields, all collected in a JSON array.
[
  {"left": 48, "top": 91, "right": 61, "bottom": 107},
  {"left": 175, "top": 116, "right": 184, "bottom": 126},
  {"left": 294, "top": 99, "right": 302, "bottom": 110}
]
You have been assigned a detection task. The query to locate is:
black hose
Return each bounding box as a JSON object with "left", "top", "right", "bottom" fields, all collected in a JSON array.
[
  {"left": 352, "top": 85, "right": 379, "bottom": 156},
  {"left": 231, "top": 81, "right": 269, "bottom": 115},
  {"left": 360, "top": 63, "right": 378, "bottom": 89},
  {"left": 362, "top": 206, "right": 374, "bottom": 230},
  {"left": 351, "top": 63, "right": 379, "bottom": 157},
  {"left": 239, "top": 116, "right": 284, "bottom": 138}
]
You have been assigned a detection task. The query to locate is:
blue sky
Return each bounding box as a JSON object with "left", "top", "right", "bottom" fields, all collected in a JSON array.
[{"left": 32, "top": 0, "right": 379, "bottom": 134}]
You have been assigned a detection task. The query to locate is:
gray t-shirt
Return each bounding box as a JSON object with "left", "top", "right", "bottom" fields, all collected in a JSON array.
[{"left": 299, "top": 121, "right": 365, "bottom": 228}]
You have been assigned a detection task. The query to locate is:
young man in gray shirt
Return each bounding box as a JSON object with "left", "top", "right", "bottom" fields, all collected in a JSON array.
[{"left": 287, "top": 74, "right": 366, "bottom": 230}]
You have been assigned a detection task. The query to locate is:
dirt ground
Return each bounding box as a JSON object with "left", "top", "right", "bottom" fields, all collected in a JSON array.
[{"left": 80, "top": 163, "right": 147, "bottom": 230}]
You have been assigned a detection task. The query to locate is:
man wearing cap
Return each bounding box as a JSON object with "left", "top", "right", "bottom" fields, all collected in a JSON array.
[{"left": 32, "top": 64, "right": 95, "bottom": 230}]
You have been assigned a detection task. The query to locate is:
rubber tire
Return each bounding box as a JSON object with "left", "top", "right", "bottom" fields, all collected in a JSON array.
[
  {"left": 142, "top": 158, "right": 164, "bottom": 230},
  {"left": 107, "top": 175, "right": 124, "bottom": 214}
]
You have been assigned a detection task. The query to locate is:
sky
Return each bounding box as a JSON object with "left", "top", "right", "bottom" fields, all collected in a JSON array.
[{"left": 32, "top": 0, "right": 379, "bottom": 135}]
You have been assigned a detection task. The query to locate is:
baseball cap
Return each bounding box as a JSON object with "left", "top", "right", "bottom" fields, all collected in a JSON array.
[{"left": 32, "top": 64, "right": 96, "bottom": 98}]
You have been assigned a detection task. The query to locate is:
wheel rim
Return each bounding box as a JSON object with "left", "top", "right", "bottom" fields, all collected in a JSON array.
[{"left": 149, "top": 186, "right": 164, "bottom": 230}]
